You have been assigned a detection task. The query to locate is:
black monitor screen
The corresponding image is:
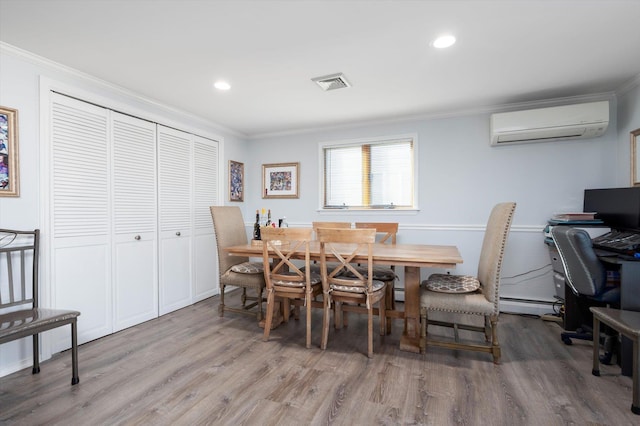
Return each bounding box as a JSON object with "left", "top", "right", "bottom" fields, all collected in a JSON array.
[{"left": 584, "top": 187, "right": 640, "bottom": 231}]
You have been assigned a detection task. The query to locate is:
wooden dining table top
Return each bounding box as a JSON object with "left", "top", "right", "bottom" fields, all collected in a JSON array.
[
  {"left": 225, "top": 241, "right": 463, "bottom": 268},
  {"left": 225, "top": 239, "right": 462, "bottom": 354}
]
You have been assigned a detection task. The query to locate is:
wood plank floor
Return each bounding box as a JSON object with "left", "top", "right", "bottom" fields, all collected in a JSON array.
[{"left": 1, "top": 291, "right": 638, "bottom": 425}]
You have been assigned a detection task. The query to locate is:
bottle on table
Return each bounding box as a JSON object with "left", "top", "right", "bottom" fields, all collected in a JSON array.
[{"left": 253, "top": 209, "right": 261, "bottom": 240}]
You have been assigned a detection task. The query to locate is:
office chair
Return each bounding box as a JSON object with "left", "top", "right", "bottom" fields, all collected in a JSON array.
[{"left": 551, "top": 226, "right": 620, "bottom": 362}]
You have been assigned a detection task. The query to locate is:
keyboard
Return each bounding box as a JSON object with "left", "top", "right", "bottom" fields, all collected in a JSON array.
[{"left": 592, "top": 230, "right": 640, "bottom": 255}]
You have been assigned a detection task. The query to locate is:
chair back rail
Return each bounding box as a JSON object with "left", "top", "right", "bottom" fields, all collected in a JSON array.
[
  {"left": 354, "top": 222, "right": 398, "bottom": 244},
  {"left": 0, "top": 228, "right": 80, "bottom": 385}
]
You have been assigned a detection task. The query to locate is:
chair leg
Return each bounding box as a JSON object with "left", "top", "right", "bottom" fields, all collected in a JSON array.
[
  {"left": 420, "top": 309, "right": 427, "bottom": 353},
  {"left": 385, "top": 280, "right": 394, "bottom": 334},
  {"left": 379, "top": 293, "right": 386, "bottom": 337},
  {"left": 321, "top": 295, "right": 331, "bottom": 350},
  {"left": 367, "top": 305, "right": 374, "bottom": 358},
  {"left": 484, "top": 316, "right": 491, "bottom": 342},
  {"left": 283, "top": 298, "right": 291, "bottom": 323},
  {"left": 241, "top": 288, "right": 247, "bottom": 306},
  {"left": 32, "top": 334, "right": 40, "bottom": 374},
  {"left": 71, "top": 320, "right": 79, "bottom": 385},
  {"left": 306, "top": 290, "right": 312, "bottom": 349},
  {"left": 335, "top": 301, "right": 342, "bottom": 329},
  {"left": 263, "top": 290, "right": 275, "bottom": 342},
  {"left": 218, "top": 283, "right": 226, "bottom": 317},
  {"left": 257, "top": 287, "right": 263, "bottom": 321},
  {"left": 490, "top": 315, "right": 501, "bottom": 364}
]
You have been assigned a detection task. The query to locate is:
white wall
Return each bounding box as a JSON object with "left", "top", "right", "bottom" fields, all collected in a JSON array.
[
  {"left": 244, "top": 95, "right": 628, "bottom": 313},
  {"left": 0, "top": 45, "right": 248, "bottom": 376},
  {"left": 2, "top": 40, "right": 640, "bottom": 375}
]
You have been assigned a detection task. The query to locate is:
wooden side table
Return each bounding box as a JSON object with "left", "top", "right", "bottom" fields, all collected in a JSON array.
[{"left": 591, "top": 307, "right": 640, "bottom": 415}]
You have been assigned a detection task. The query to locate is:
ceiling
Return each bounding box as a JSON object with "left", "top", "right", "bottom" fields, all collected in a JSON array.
[{"left": 1, "top": 0, "right": 640, "bottom": 138}]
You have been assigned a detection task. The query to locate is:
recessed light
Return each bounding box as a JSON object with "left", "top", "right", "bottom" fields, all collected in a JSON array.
[
  {"left": 432, "top": 35, "right": 456, "bottom": 49},
  {"left": 214, "top": 80, "right": 231, "bottom": 91}
]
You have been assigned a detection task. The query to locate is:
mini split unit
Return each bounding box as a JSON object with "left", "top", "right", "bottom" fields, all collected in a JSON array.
[{"left": 490, "top": 101, "right": 609, "bottom": 146}]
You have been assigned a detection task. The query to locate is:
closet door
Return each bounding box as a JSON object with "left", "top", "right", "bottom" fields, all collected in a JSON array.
[
  {"left": 158, "top": 125, "right": 193, "bottom": 315},
  {"left": 50, "top": 94, "right": 112, "bottom": 350},
  {"left": 193, "top": 135, "right": 219, "bottom": 302},
  {"left": 112, "top": 112, "right": 158, "bottom": 331}
]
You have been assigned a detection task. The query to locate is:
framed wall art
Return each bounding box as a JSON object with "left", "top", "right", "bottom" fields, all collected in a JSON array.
[
  {"left": 632, "top": 128, "right": 640, "bottom": 186},
  {"left": 262, "top": 162, "right": 299, "bottom": 199},
  {"left": 0, "top": 106, "right": 19, "bottom": 197},
  {"left": 229, "top": 160, "right": 244, "bottom": 202}
]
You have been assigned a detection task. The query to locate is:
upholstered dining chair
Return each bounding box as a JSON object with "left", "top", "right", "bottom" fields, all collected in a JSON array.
[
  {"left": 420, "top": 202, "right": 516, "bottom": 363},
  {"left": 353, "top": 222, "right": 399, "bottom": 333},
  {"left": 210, "top": 206, "right": 266, "bottom": 320},
  {"left": 317, "top": 227, "right": 386, "bottom": 358},
  {"left": 261, "top": 227, "right": 323, "bottom": 348}
]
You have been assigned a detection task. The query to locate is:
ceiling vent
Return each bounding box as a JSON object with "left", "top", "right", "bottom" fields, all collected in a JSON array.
[{"left": 312, "top": 73, "right": 351, "bottom": 91}]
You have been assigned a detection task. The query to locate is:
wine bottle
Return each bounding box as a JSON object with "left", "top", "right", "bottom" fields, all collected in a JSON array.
[
  {"left": 266, "top": 209, "right": 272, "bottom": 227},
  {"left": 253, "top": 209, "right": 261, "bottom": 240}
]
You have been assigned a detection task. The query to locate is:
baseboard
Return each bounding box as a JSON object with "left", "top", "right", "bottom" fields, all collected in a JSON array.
[{"left": 499, "top": 298, "right": 555, "bottom": 316}]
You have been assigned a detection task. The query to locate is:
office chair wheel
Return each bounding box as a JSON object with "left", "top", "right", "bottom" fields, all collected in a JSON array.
[{"left": 600, "top": 351, "right": 614, "bottom": 365}]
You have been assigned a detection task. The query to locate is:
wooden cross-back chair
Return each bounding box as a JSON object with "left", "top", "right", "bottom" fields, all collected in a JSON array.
[
  {"left": 0, "top": 229, "right": 80, "bottom": 385},
  {"left": 317, "top": 227, "right": 386, "bottom": 358},
  {"left": 354, "top": 222, "right": 399, "bottom": 333},
  {"left": 261, "top": 227, "right": 323, "bottom": 348}
]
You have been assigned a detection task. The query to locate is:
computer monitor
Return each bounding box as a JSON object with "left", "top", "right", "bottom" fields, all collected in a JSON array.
[{"left": 583, "top": 187, "right": 640, "bottom": 232}]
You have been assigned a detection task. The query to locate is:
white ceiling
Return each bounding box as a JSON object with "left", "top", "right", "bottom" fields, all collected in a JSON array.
[{"left": 1, "top": 0, "right": 640, "bottom": 138}]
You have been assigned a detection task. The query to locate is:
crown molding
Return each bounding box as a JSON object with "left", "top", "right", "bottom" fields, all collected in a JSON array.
[{"left": 0, "top": 42, "right": 246, "bottom": 139}]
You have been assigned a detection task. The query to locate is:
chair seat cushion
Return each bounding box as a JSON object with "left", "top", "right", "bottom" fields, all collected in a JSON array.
[
  {"left": 342, "top": 266, "right": 396, "bottom": 282},
  {"left": 230, "top": 261, "right": 264, "bottom": 274},
  {"left": 332, "top": 279, "right": 385, "bottom": 293},
  {"left": 424, "top": 274, "right": 480, "bottom": 294},
  {"left": 420, "top": 287, "right": 494, "bottom": 315},
  {"left": 273, "top": 272, "right": 322, "bottom": 287}
]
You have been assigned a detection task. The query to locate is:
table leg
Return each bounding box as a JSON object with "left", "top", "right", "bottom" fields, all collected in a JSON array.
[{"left": 400, "top": 265, "right": 421, "bottom": 353}]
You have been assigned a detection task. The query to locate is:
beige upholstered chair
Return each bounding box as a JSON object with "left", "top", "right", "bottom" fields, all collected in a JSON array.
[
  {"left": 210, "top": 206, "right": 266, "bottom": 320},
  {"left": 353, "top": 222, "right": 398, "bottom": 333},
  {"left": 420, "top": 202, "right": 516, "bottom": 363},
  {"left": 261, "top": 227, "right": 323, "bottom": 348},
  {"left": 317, "top": 227, "right": 386, "bottom": 358}
]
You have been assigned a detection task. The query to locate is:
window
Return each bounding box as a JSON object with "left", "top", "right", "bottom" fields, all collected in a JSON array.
[{"left": 322, "top": 136, "right": 416, "bottom": 209}]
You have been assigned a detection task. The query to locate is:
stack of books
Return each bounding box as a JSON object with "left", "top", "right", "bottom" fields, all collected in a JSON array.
[{"left": 551, "top": 212, "right": 597, "bottom": 221}]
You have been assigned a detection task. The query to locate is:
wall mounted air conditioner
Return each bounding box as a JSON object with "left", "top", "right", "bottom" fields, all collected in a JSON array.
[{"left": 490, "top": 101, "right": 609, "bottom": 146}]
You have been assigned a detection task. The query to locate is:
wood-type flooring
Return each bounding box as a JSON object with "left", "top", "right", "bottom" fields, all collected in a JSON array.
[{"left": 1, "top": 291, "right": 637, "bottom": 425}]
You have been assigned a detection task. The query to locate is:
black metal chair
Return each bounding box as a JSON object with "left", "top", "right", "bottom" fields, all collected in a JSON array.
[
  {"left": 0, "top": 229, "right": 80, "bottom": 385},
  {"left": 551, "top": 226, "right": 620, "bottom": 362}
]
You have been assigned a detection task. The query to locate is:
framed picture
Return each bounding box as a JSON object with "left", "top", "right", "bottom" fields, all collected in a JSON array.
[
  {"left": 632, "top": 128, "right": 640, "bottom": 186},
  {"left": 262, "top": 162, "right": 299, "bottom": 199},
  {"left": 229, "top": 160, "right": 244, "bottom": 202},
  {"left": 0, "top": 106, "right": 19, "bottom": 197}
]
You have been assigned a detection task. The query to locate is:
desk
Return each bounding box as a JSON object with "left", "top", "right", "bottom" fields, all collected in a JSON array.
[
  {"left": 600, "top": 256, "right": 640, "bottom": 376},
  {"left": 225, "top": 241, "right": 463, "bottom": 353}
]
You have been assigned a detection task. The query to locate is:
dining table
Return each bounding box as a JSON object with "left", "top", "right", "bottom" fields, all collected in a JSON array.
[{"left": 225, "top": 240, "right": 463, "bottom": 353}]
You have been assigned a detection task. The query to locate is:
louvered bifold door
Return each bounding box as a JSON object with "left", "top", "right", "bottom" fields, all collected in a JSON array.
[
  {"left": 112, "top": 112, "right": 158, "bottom": 331},
  {"left": 193, "top": 135, "right": 219, "bottom": 301},
  {"left": 157, "top": 125, "right": 193, "bottom": 315},
  {"left": 50, "top": 93, "right": 112, "bottom": 348}
]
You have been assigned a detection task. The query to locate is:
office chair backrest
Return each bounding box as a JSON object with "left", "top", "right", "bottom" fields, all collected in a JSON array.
[{"left": 550, "top": 226, "right": 606, "bottom": 297}]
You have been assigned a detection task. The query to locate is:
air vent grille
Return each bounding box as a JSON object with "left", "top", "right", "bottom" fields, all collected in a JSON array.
[{"left": 312, "top": 73, "right": 351, "bottom": 91}]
